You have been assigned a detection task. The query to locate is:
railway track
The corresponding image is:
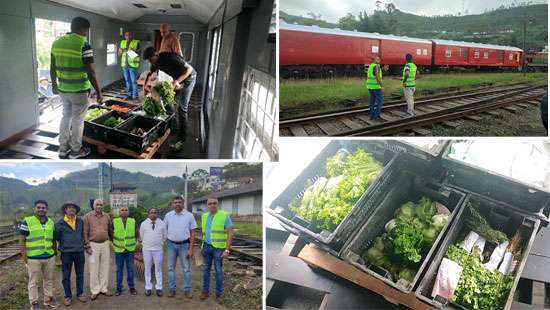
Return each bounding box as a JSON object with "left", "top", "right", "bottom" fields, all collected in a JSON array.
[
  {"left": 280, "top": 84, "right": 547, "bottom": 136},
  {"left": 0, "top": 238, "right": 20, "bottom": 264}
]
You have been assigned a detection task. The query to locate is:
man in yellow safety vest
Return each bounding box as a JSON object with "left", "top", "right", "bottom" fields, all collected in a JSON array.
[
  {"left": 119, "top": 32, "right": 141, "bottom": 101},
  {"left": 199, "top": 196, "right": 233, "bottom": 303},
  {"left": 19, "top": 200, "right": 59, "bottom": 310},
  {"left": 366, "top": 56, "right": 384, "bottom": 120},
  {"left": 402, "top": 53, "right": 420, "bottom": 116},
  {"left": 111, "top": 206, "right": 140, "bottom": 296}
]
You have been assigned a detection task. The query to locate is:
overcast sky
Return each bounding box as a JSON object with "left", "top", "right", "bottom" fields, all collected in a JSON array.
[
  {"left": 280, "top": 0, "right": 548, "bottom": 23},
  {"left": 0, "top": 161, "right": 243, "bottom": 186}
]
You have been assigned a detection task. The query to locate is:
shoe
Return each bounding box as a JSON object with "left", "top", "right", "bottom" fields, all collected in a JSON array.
[
  {"left": 184, "top": 290, "right": 193, "bottom": 299},
  {"left": 43, "top": 296, "right": 59, "bottom": 308},
  {"left": 115, "top": 289, "right": 122, "bottom": 296},
  {"left": 68, "top": 146, "right": 90, "bottom": 159},
  {"left": 30, "top": 302, "right": 40, "bottom": 310},
  {"left": 156, "top": 290, "right": 163, "bottom": 297},
  {"left": 370, "top": 115, "right": 375, "bottom": 120},
  {"left": 407, "top": 111, "right": 415, "bottom": 116},
  {"left": 145, "top": 290, "right": 151, "bottom": 296},
  {"left": 63, "top": 298, "right": 71, "bottom": 306},
  {"left": 58, "top": 148, "right": 70, "bottom": 157},
  {"left": 90, "top": 294, "right": 98, "bottom": 300},
  {"left": 77, "top": 295, "right": 87, "bottom": 303},
  {"left": 167, "top": 289, "right": 175, "bottom": 298},
  {"left": 130, "top": 288, "right": 137, "bottom": 295},
  {"left": 100, "top": 291, "right": 113, "bottom": 297},
  {"left": 125, "top": 96, "right": 133, "bottom": 100},
  {"left": 199, "top": 292, "right": 209, "bottom": 300},
  {"left": 215, "top": 294, "right": 222, "bottom": 303}
]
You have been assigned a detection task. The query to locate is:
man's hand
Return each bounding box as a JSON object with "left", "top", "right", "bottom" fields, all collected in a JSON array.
[
  {"left": 85, "top": 247, "right": 92, "bottom": 255},
  {"left": 221, "top": 249, "right": 229, "bottom": 258},
  {"left": 187, "top": 248, "right": 193, "bottom": 258},
  {"left": 172, "top": 80, "right": 182, "bottom": 90},
  {"left": 91, "top": 91, "right": 103, "bottom": 104},
  {"left": 380, "top": 87, "right": 384, "bottom": 92},
  {"left": 52, "top": 84, "right": 59, "bottom": 95}
]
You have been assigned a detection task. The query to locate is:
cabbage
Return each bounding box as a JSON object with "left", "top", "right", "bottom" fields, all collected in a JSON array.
[
  {"left": 395, "top": 202, "right": 415, "bottom": 221},
  {"left": 432, "top": 214, "right": 450, "bottom": 231},
  {"left": 366, "top": 247, "right": 385, "bottom": 266},
  {"left": 414, "top": 197, "right": 436, "bottom": 223},
  {"left": 398, "top": 268, "right": 416, "bottom": 282},
  {"left": 385, "top": 219, "right": 397, "bottom": 233},
  {"left": 423, "top": 227, "right": 439, "bottom": 244}
]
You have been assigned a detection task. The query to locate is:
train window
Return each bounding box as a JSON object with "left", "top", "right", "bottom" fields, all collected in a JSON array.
[
  {"left": 445, "top": 48, "right": 452, "bottom": 58},
  {"left": 483, "top": 52, "right": 489, "bottom": 59},
  {"left": 509, "top": 53, "right": 514, "bottom": 61},
  {"left": 178, "top": 32, "right": 194, "bottom": 62},
  {"left": 474, "top": 51, "right": 480, "bottom": 58},
  {"left": 106, "top": 44, "right": 117, "bottom": 66},
  {"left": 372, "top": 46, "right": 379, "bottom": 53},
  {"left": 416, "top": 49, "right": 421, "bottom": 55},
  {"left": 423, "top": 49, "right": 428, "bottom": 55},
  {"left": 234, "top": 67, "right": 278, "bottom": 161}
]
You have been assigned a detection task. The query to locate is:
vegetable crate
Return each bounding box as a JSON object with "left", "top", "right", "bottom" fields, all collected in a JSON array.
[
  {"left": 84, "top": 110, "right": 132, "bottom": 143},
  {"left": 103, "top": 99, "right": 140, "bottom": 112},
  {"left": 415, "top": 192, "right": 541, "bottom": 310},
  {"left": 114, "top": 115, "right": 164, "bottom": 153},
  {"left": 339, "top": 152, "right": 467, "bottom": 293},
  {"left": 267, "top": 140, "right": 440, "bottom": 252}
]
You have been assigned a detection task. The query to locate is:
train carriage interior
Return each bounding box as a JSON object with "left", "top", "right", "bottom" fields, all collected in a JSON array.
[{"left": 0, "top": 0, "right": 277, "bottom": 160}]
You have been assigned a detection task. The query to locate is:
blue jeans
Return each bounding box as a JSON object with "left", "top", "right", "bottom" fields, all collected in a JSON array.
[
  {"left": 61, "top": 252, "right": 85, "bottom": 298},
  {"left": 179, "top": 73, "right": 197, "bottom": 115},
  {"left": 167, "top": 241, "right": 191, "bottom": 291},
  {"left": 369, "top": 89, "right": 383, "bottom": 118},
  {"left": 115, "top": 251, "right": 135, "bottom": 290},
  {"left": 122, "top": 67, "right": 139, "bottom": 98},
  {"left": 201, "top": 244, "right": 224, "bottom": 296}
]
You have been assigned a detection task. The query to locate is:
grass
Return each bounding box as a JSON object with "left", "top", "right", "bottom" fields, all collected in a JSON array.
[
  {"left": 233, "top": 222, "right": 262, "bottom": 239},
  {"left": 280, "top": 72, "right": 548, "bottom": 115}
]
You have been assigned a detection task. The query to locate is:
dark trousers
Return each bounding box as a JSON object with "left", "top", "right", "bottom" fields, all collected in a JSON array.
[
  {"left": 369, "top": 89, "right": 384, "bottom": 118},
  {"left": 201, "top": 243, "right": 224, "bottom": 296},
  {"left": 115, "top": 251, "right": 135, "bottom": 290},
  {"left": 61, "top": 251, "right": 85, "bottom": 298}
]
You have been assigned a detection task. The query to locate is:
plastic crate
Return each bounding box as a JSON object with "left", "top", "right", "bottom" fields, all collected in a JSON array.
[
  {"left": 415, "top": 192, "right": 541, "bottom": 310},
  {"left": 339, "top": 153, "right": 467, "bottom": 293},
  {"left": 267, "top": 140, "right": 406, "bottom": 250},
  {"left": 103, "top": 99, "right": 139, "bottom": 112},
  {"left": 83, "top": 110, "right": 132, "bottom": 143},
  {"left": 114, "top": 115, "right": 163, "bottom": 153}
]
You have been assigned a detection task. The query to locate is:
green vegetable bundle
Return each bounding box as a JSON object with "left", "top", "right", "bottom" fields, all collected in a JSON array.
[
  {"left": 446, "top": 245, "right": 513, "bottom": 310},
  {"left": 143, "top": 96, "right": 166, "bottom": 118},
  {"left": 465, "top": 203, "right": 508, "bottom": 244},
  {"left": 85, "top": 108, "right": 106, "bottom": 121},
  {"left": 290, "top": 149, "right": 383, "bottom": 231},
  {"left": 363, "top": 197, "right": 450, "bottom": 282},
  {"left": 103, "top": 116, "right": 124, "bottom": 127},
  {"left": 153, "top": 81, "right": 176, "bottom": 107}
]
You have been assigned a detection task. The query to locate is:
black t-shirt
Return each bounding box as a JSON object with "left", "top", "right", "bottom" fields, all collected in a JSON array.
[{"left": 151, "top": 52, "right": 196, "bottom": 81}]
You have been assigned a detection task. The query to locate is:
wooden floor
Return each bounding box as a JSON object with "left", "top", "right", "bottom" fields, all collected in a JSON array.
[{"left": 0, "top": 80, "right": 205, "bottom": 159}]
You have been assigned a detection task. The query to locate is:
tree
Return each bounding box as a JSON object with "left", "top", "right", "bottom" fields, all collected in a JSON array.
[
  {"left": 339, "top": 13, "right": 360, "bottom": 30},
  {"left": 385, "top": 3, "right": 398, "bottom": 34},
  {"left": 306, "top": 12, "right": 322, "bottom": 20},
  {"left": 357, "top": 11, "right": 370, "bottom": 32},
  {"left": 191, "top": 169, "right": 209, "bottom": 178}
]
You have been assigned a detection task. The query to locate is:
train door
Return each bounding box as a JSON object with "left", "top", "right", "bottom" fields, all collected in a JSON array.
[
  {"left": 34, "top": 18, "right": 71, "bottom": 128},
  {"left": 201, "top": 26, "right": 222, "bottom": 152}
]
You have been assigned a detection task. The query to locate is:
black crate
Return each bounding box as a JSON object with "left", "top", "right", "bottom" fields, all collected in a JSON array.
[
  {"left": 339, "top": 153, "right": 467, "bottom": 293},
  {"left": 84, "top": 110, "right": 131, "bottom": 143},
  {"left": 84, "top": 105, "right": 110, "bottom": 122},
  {"left": 267, "top": 140, "right": 407, "bottom": 251},
  {"left": 415, "top": 192, "right": 541, "bottom": 310},
  {"left": 114, "top": 115, "right": 163, "bottom": 153}
]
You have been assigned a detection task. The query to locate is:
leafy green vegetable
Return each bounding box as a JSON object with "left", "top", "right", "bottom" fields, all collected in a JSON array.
[
  {"left": 153, "top": 81, "right": 176, "bottom": 107},
  {"left": 395, "top": 202, "right": 415, "bottom": 222},
  {"left": 85, "top": 108, "right": 106, "bottom": 121},
  {"left": 446, "top": 245, "right": 513, "bottom": 310},
  {"left": 398, "top": 268, "right": 416, "bottom": 282},
  {"left": 465, "top": 203, "right": 508, "bottom": 244},
  {"left": 432, "top": 214, "right": 450, "bottom": 231},
  {"left": 103, "top": 116, "right": 124, "bottom": 127},
  {"left": 386, "top": 222, "right": 424, "bottom": 264},
  {"left": 143, "top": 96, "right": 166, "bottom": 118},
  {"left": 290, "top": 149, "right": 383, "bottom": 231},
  {"left": 414, "top": 197, "right": 437, "bottom": 223}
]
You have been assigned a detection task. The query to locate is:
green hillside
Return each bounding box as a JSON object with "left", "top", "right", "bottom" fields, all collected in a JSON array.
[{"left": 281, "top": 4, "right": 548, "bottom": 51}]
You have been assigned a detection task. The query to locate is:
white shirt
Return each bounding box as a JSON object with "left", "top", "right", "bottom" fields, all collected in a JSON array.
[
  {"left": 139, "top": 218, "right": 166, "bottom": 251},
  {"left": 164, "top": 210, "right": 197, "bottom": 242}
]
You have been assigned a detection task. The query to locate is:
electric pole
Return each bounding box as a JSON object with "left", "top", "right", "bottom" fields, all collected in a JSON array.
[
  {"left": 522, "top": 14, "right": 533, "bottom": 76},
  {"left": 183, "top": 165, "right": 189, "bottom": 211}
]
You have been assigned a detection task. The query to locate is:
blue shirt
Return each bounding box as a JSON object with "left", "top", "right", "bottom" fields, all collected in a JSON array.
[
  {"left": 205, "top": 212, "right": 232, "bottom": 245},
  {"left": 164, "top": 210, "right": 197, "bottom": 242}
]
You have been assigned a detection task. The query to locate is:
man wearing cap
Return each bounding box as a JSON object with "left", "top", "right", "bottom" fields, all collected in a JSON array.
[
  {"left": 19, "top": 200, "right": 59, "bottom": 309},
  {"left": 164, "top": 195, "right": 197, "bottom": 298},
  {"left": 83, "top": 199, "right": 113, "bottom": 300},
  {"left": 110, "top": 206, "right": 139, "bottom": 296},
  {"left": 54, "top": 202, "right": 88, "bottom": 306},
  {"left": 200, "top": 196, "right": 233, "bottom": 302}
]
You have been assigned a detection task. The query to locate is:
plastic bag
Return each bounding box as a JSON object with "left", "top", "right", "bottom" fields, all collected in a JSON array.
[
  {"left": 432, "top": 257, "right": 463, "bottom": 300},
  {"left": 461, "top": 231, "right": 480, "bottom": 253},
  {"left": 484, "top": 241, "right": 509, "bottom": 271}
]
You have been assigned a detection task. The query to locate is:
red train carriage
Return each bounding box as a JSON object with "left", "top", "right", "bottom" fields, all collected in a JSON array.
[
  {"left": 432, "top": 39, "right": 522, "bottom": 69},
  {"left": 280, "top": 23, "right": 432, "bottom": 77}
]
